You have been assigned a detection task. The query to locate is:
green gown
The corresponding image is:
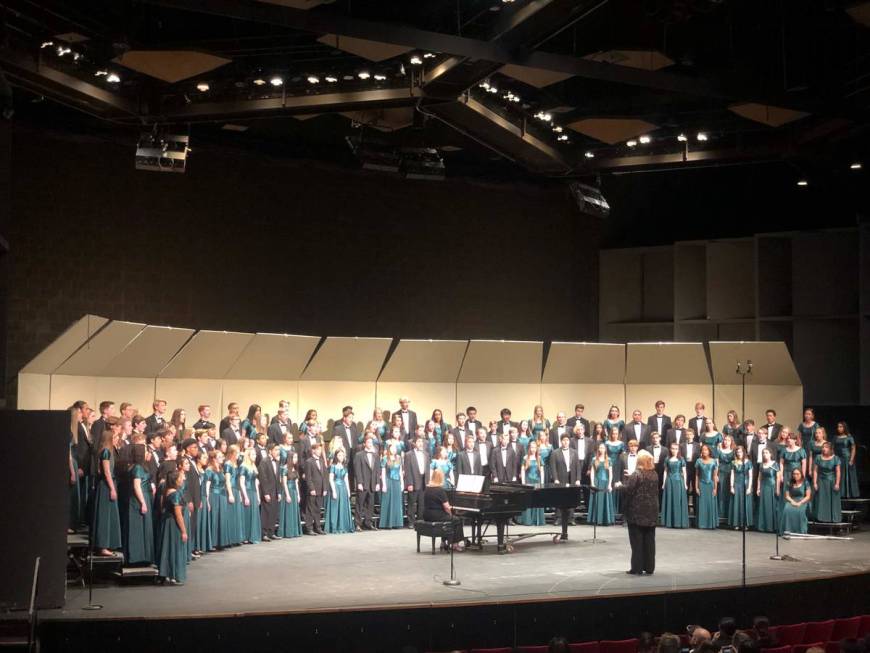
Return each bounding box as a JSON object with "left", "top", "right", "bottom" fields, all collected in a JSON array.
[
  {"left": 196, "top": 468, "right": 212, "bottom": 552},
  {"left": 223, "top": 462, "right": 242, "bottom": 545},
  {"left": 238, "top": 464, "right": 261, "bottom": 544},
  {"left": 797, "top": 422, "right": 819, "bottom": 455},
  {"left": 91, "top": 448, "right": 122, "bottom": 550},
  {"left": 604, "top": 440, "right": 625, "bottom": 513},
  {"left": 326, "top": 464, "right": 354, "bottom": 533},
  {"left": 834, "top": 435, "right": 860, "bottom": 498},
  {"left": 277, "top": 468, "right": 302, "bottom": 537},
  {"left": 813, "top": 455, "right": 842, "bottom": 523},
  {"left": 755, "top": 463, "right": 781, "bottom": 533},
  {"left": 207, "top": 467, "right": 231, "bottom": 548},
  {"left": 661, "top": 457, "right": 689, "bottom": 528},
  {"left": 696, "top": 459, "right": 719, "bottom": 529},
  {"left": 701, "top": 432, "right": 724, "bottom": 453},
  {"left": 378, "top": 460, "right": 404, "bottom": 529},
  {"left": 157, "top": 490, "right": 187, "bottom": 583},
  {"left": 518, "top": 458, "right": 545, "bottom": 525},
  {"left": 779, "top": 480, "right": 810, "bottom": 535},
  {"left": 602, "top": 419, "right": 624, "bottom": 435},
  {"left": 124, "top": 464, "right": 154, "bottom": 565},
  {"left": 587, "top": 460, "right": 614, "bottom": 525},
  {"left": 728, "top": 460, "right": 754, "bottom": 528},
  {"left": 716, "top": 448, "right": 735, "bottom": 518}
]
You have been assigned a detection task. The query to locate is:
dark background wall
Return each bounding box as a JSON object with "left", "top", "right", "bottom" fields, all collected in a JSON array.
[{"left": 4, "top": 122, "right": 600, "bottom": 401}]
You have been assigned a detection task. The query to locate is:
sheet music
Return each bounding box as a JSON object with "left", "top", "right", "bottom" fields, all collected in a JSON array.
[{"left": 456, "top": 474, "right": 486, "bottom": 493}]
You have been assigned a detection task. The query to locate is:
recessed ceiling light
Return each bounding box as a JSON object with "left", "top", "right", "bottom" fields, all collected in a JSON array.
[
  {"left": 796, "top": 179, "right": 808, "bottom": 186},
  {"left": 639, "top": 135, "right": 651, "bottom": 144},
  {"left": 196, "top": 82, "right": 209, "bottom": 92},
  {"left": 409, "top": 55, "right": 422, "bottom": 65},
  {"left": 307, "top": 75, "right": 320, "bottom": 84},
  {"left": 626, "top": 139, "right": 637, "bottom": 147},
  {"left": 325, "top": 76, "right": 338, "bottom": 83},
  {"left": 850, "top": 162, "right": 862, "bottom": 170},
  {"left": 696, "top": 132, "right": 708, "bottom": 141},
  {"left": 677, "top": 134, "right": 687, "bottom": 142},
  {"left": 106, "top": 73, "right": 120, "bottom": 84},
  {"left": 373, "top": 74, "right": 387, "bottom": 81},
  {"left": 358, "top": 71, "right": 371, "bottom": 80},
  {"left": 269, "top": 76, "right": 283, "bottom": 86},
  {"left": 253, "top": 78, "right": 266, "bottom": 86}
]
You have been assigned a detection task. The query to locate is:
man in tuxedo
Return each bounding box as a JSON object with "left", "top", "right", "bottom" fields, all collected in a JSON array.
[
  {"left": 91, "top": 400, "right": 115, "bottom": 447},
  {"left": 396, "top": 397, "right": 418, "bottom": 441},
  {"left": 456, "top": 434, "right": 483, "bottom": 476},
  {"left": 497, "top": 408, "right": 517, "bottom": 436},
  {"left": 620, "top": 439, "right": 641, "bottom": 478},
  {"left": 119, "top": 402, "right": 136, "bottom": 421},
  {"left": 465, "top": 406, "right": 483, "bottom": 437},
  {"left": 549, "top": 412, "right": 570, "bottom": 448},
  {"left": 144, "top": 399, "right": 167, "bottom": 437},
  {"left": 688, "top": 402, "right": 707, "bottom": 440},
  {"left": 474, "top": 427, "right": 492, "bottom": 477},
  {"left": 181, "top": 438, "right": 202, "bottom": 553},
  {"left": 253, "top": 432, "right": 270, "bottom": 466},
  {"left": 566, "top": 404, "right": 591, "bottom": 435},
  {"left": 218, "top": 402, "right": 240, "bottom": 435},
  {"left": 507, "top": 427, "right": 523, "bottom": 476},
  {"left": 303, "top": 443, "right": 327, "bottom": 535},
  {"left": 645, "top": 431, "right": 666, "bottom": 481},
  {"left": 299, "top": 423, "right": 325, "bottom": 466},
  {"left": 491, "top": 432, "right": 518, "bottom": 483},
  {"left": 192, "top": 404, "right": 215, "bottom": 431},
  {"left": 750, "top": 426, "right": 777, "bottom": 469},
  {"left": 404, "top": 437, "right": 430, "bottom": 526},
  {"left": 221, "top": 415, "right": 242, "bottom": 447},
  {"left": 451, "top": 412, "right": 471, "bottom": 445},
  {"left": 196, "top": 427, "right": 213, "bottom": 453},
  {"left": 354, "top": 436, "right": 381, "bottom": 530},
  {"left": 268, "top": 407, "right": 294, "bottom": 448},
  {"left": 763, "top": 410, "right": 783, "bottom": 442},
  {"left": 741, "top": 420, "right": 758, "bottom": 456},
  {"left": 622, "top": 410, "right": 651, "bottom": 447},
  {"left": 680, "top": 429, "right": 699, "bottom": 499},
  {"left": 259, "top": 444, "right": 282, "bottom": 540},
  {"left": 665, "top": 414, "right": 687, "bottom": 448},
  {"left": 572, "top": 424, "right": 594, "bottom": 508},
  {"left": 145, "top": 430, "right": 164, "bottom": 484},
  {"left": 550, "top": 434, "right": 581, "bottom": 522},
  {"left": 647, "top": 401, "right": 672, "bottom": 441},
  {"left": 332, "top": 406, "right": 358, "bottom": 460}
]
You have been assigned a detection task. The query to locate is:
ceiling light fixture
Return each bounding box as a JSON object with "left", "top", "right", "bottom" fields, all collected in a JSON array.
[
  {"left": 677, "top": 134, "right": 687, "bottom": 142},
  {"left": 423, "top": 53, "right": 436, "bottom": 59},
  {"left": 307, "top": 75, "right": 320, "bottom": 84},
  {"left": 106, "top": 73, "right": 120, "bottom": 84},
  {"left": 626, "top": 139, "right": 637, "bottom": 147},
  {"left": 584, "top": 151, "right": 595, "bottom": 159},
  {"left": 639, "top": 135, "right": 651, "bottom": 144},
  {"left": 849, "top": 162, "right": 862, "bottom": 170},
  {"left": 409, "top": 55, "right": 423, "bottom": 65},
  {"left": 373, "top": 74, "right": 387, "bottom": 81},
  {"left": 796, "top": 179, "right": 808, "bottom": 186},
  {"left": 358, "top": 71, "right": 371, "bottom": 80},
  {"left": 196, "top": 82, "right": 209, "bottom": 92},
  {"left": 253, "top": 78, "right": 266, "bottom": 86},
  {"left": 325, "top": 75, "right": 338, "bottom": 83},
  {"left": 269, "top": 76, "right": 283, "bottom": 86},
  {"left": 696, "top": 132, "right": 708, "bottom": 141}
]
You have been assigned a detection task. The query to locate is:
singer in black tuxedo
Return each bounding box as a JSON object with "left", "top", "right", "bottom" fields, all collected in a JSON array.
[
  {"left": 353, "top": 443, "right": 381, "bottom": 529},
  {"left": 258, "top": 446, "right": 281, "bottom": 540},
  {"left": 303, "top": 447, "right": 327, "bottom": 535},
  {"left": 403, "top": 440, "right": 430, "bottom": 525}
]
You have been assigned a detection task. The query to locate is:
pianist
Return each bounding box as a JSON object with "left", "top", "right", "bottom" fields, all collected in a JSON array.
[{"left": 424, "top": 468, "right": 466, "bottom": 551}]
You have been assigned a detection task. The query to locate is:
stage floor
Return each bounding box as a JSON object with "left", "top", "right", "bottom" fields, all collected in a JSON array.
[{"left": 52, "top": 525, "right": 870, "bottom": 621}]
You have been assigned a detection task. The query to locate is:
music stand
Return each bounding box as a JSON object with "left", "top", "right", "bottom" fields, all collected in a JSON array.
[{"left": 583, "top": 485, "right": 606, "bottom": 544}]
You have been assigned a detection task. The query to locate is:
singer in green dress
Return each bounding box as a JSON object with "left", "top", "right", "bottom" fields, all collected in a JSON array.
[
  {"left": 834, "top": 423, "right": 860, "bottom": 498},
  {"left": 238, "top": 449, "right": 261, "bottom": 544},
  {"left": 124, "top": 445, "right": 154, "bottom": 565},
  {"left": 755, "top": 449, "right": 781, "bottom": 533},
  {"left": 207, "top": 451, "right": 230, "bottom": 549},
  {"left": 519, "top": 442, "right": 546, "bottom": 525},
  {"left": 661, "top": 443, "right": 689, "bottom": 528},
  {"left": 195, "top": 452, "right": 212, "bottom": 553},
  {"left": 278, "top": 453, "right": 302, "bottom": 538},
  {"left": 91, "top": 428, "right": 122, "bottom": 556},
  {"left": 587, "top": 445, "right": 615, "bottom": 526},
  {"left": 223, "top": 447, "right": 242, "bottom": 545},
  {"left": 796, "top": 408, "right": 820, "bottom": 454},
  {"left": 604, "top": 432, "right": 626, "bottom": 513},
  {"left": 716, "top": 437, "right": 736, "bottom": 518},
  {"left": 379, "top": 449, "right": 405, "bottom": 529},
  {"left": 779, "top": 469, "right": 811, "bottom": 535},
  {"left": 602, "top": 406, "right": 625, "bottom": 439},
  {"left": 695, "top": 445, "right": 719, "bottom": 529},
  {"left": 326, "top": 450, "right": 354, "bottom": 533},
  {"left": 813, "top": 443, "right": 842, "bottom": 523},
  {"left": 728, "top": 449, "right": 754, "bottom": 529},
  {"left": 157, "top": 470, "right": 188, "bottom": 585}
]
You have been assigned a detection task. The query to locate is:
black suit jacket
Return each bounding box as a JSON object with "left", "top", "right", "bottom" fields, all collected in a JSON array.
[
  {"left": 679, "top": 441, "right": 700, "bottom": 469},
  {"left": 403, "top": 449, "right": 430, "bottom": 491},
  {"left": 665, "top": 427, "right": 686, "bottom": 448},
  {"left": 451, "top": 426, "right": 474, "bottom": 446},
  {"left": 496, "top": 420, "right": 519, "bottom": 436},
  {"left": 253, "top": 444, "right": 269, "bottom": 467},
  {"left": 474, "top": 441, "right": 492, "bottom": 469},
  {"left": 621, "top": 421, "right": 651, "bottom": 446},
  {"left": 331, "top": 422, "right": 358, "bottom": 457},
  {"left": 645, "top": 444, "right": 667, "bottom": 476},
  {"left": 646, "top": 414, "right": 673, "bottom": 437},
  {"left": 763, "top": 423, "right": 783, "bottom": 441},
  {"left": 456, "top": 449, "right": 483, "bottom": 476},
  {"left": 218, "top": 416, "right": 232, "bottom": 435},
  {"left": 465, "top": 420, "right": 484, "bottom": 437},
  {"left": 394, "top": 410, "right": 418, "bottom": 439},
  {"left": 490, "top": 447, "right": 518, "bottom": 483},
  {"left": 221, "top": 427, "right": 241, "bottom": 446},
  {"left": 184, "top": 456, "right": 202, "bottom": 506},
  {"left": 687, "top": 416, "right": 707, "bottom": 438},
  {"left": 268, "top": 421, "right": 293, "bottom": 447},
  {"left": 75, "top": 423, "right": 93, "bottom": 474},
  {"left": 354, "top": 450, "right": 381, "bottom": 491},
  {"left": 144, "top": 414, "right": 165, "bottom": 437},
  {"left": 91, "top": 417, "right": 108, "bottom": 447},
  {"left": 566, "top": 416, "right": 591, "bottom": 435},
  {"left": 572, "top": 437, "right": 595, "bottom": 471},
  {"left": 549, "top": 424, "right": 571, "bottom": 448},
  {"left": 258, "top": 456, "right": 280, "bottom": 499},
  {"left": 303, "top": 456, "right": 327, "bottom": 494},
  {"left": 192, "top": 419, "right": 215, "bottom": 431},
  {"left": 750, "top": 439, "right": 778, "bottom": 466},
  {"left": 549, "top": 447, "right": 579, "bottom": 485}
]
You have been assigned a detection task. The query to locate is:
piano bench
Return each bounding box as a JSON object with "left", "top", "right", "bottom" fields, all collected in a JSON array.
[{"left": 414, "top": 520, "right": 454, "bottom": 555}]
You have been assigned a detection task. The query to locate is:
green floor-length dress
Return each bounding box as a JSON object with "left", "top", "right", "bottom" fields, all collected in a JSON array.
[
  {"left": 157, "top": 490, "right": 187, "bottom": 583},
  {"left": 696, "top": 459, "right": 719, "bottom": 529},
  {"left": 728, "top": 460, "right": 754, "bottom": 528},
  {"left": 755, "top": 462, "right": 780, "bottom": 533},
  {"left": 277, "top": 468, "right": 302, "bottom": 538},
  {"left": 91, "top": 448, "right": 122, "bottom": 550},
  {"left": 124, "top": 463, "right": 154, "bottom": 565},
  {"left": 813, "top": 455, "right": 842, "bottom": 523},
  {"left": 587, "top": 460, "right": 614, "bottom": 525},
  {"left": 661, "top": 457, "right": 689, "bottom": 528},
  {"left": 779, "top": 480, "right": 810, "bottom": 535}
]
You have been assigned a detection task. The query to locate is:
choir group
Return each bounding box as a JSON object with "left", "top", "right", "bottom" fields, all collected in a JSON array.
[{"left": 67, "top": 396, "right": 861, "bottom": 585}]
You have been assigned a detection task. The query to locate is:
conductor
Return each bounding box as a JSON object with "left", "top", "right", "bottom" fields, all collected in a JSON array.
[{"left": 615, "top": 450, "right": 659, "bottom": 576}]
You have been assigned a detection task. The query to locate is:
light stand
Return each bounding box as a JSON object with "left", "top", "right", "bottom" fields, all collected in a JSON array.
[
  {"left": 583, "top": 486, "right": 606, "bottom": 544},
  {"left": 736, "top": 360, "right": 752, "bottom": 590},
  {"left": 443, "top": 519, "right": 461, "bottom": 587},
  {"left": 82, "top": 540, "right": 103, "bottom": 611}
]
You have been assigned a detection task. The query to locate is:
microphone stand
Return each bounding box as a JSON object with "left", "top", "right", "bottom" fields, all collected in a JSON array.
[
  {"left": 583, "top": 485, "right": 606, "bottom": 544},
  {"left": 443, "top": 515, "right": 461, "bottom": 586},
  {"left": 82, "top": 539, "right": 103, "bottom": 611},
  {"left": 736, "top": 360, "right": 752, "bottom": 590}
]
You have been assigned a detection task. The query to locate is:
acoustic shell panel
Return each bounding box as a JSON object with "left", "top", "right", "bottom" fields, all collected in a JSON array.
[
  {"left": 20, "top": 314, "right": 107, "bottom": 374},
  {"left": 224, "top": 333, "right": 320, "bottom": 381},
  {"left": 101, "top": 325, "right": 194, "bottom": 378},
  {"left": 54, "top": 321, "right": 145, "bottom": 376},
  {"left": 160, "top": 331, "right": 254, "bottom": 379},
  {"left": 301, "top": 337, "right": 391, "bottom": 382}
]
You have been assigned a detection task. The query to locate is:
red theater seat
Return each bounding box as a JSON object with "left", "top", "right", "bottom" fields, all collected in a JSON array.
[
  {"left": 831, "top": 617, "right": 861, "bottom": 641},
  {"left": 793, "top": 642, "right": 825, "bottom": 653},
  {"left": 470, "top": 649, "right": 512, "bottom": 653},
  {"left": 804, "top": 622, "right": 835, "bottom": 644},
  {"left": 777, "top": 624, "right": 807, "bottom": 646},
  {"left": 517, "top": 647, "right": 548, "bottom": 653},
  {"left": 600, "top": 638, "right": 638, "bottom": 653},
  {"left": 570, "top": 643, "right": 601, "bottom": 653},
  {"left": 761, "top": 645, "right": 793, "bottom": 653},
  {"left": 859, "top": 616, "right": 870, "bottom": 638}
]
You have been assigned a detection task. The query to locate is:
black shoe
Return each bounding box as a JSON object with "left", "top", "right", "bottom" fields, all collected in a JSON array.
[
  {"left": 643, "top": 571, "right": 654, "bottom": 576},
  {"left": 305, "top": 532, "right": 317, "bottom": 536},
  {"left": 626, "top": 570, "right": 641, "bottom": 575},
  {"left": 273, "top": 534, "right": 282, "bottom": 539},
  {"left": 262, "top": 535, "right": 271, "bottom": 542},
  {"left": 315, "top": 530, "right": 326, "bottom": 535}
]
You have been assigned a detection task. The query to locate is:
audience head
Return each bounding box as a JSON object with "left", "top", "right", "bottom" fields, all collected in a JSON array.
[
  {"left": 638, "top": 632, "right": 656, "bottom": 653},
  {"left": 547, "top": 636, "right": 570, "bottom": 653},
  {"left": 658, "top": 634, "right": 681, "bottom": 653},
  {"left": 691, "top": 627, "right": 712, "bottom": 648}
]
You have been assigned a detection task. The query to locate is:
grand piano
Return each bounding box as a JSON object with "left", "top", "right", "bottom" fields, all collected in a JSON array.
[{"left": 451, "top": 482, "right": 587, "bottom": 553}]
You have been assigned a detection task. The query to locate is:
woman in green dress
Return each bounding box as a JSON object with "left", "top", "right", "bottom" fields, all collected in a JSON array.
[
  {"left": 91, "top": 424, "right": 122, "bottom": 556},
  {"left": 326, "top": 449, "right": 354, "bottom": 533},
  {"left": 728, "top": 446, "right": 754, "bottom": 529},
  {"left": 661, "top": 442, "right": 689, "bottom": 528},
  {"left": 379, "top": 445, "right": 405, "bottom": 529},
  {"left": 779, "top": 433, "right": 807, "bottom": 507},
  {"left": 529, "top": 405, "right": 551, "bottom": 440},
  {"left": 797, "top": 408, "right": 820, "bottom": 455},
  {"left": 430, "top": 446, "right": 455, "bottom": 489},
  {"left": 223, "top": 445, "right": 242, "bottom": 545},
  {"left": 813, "top": 442, "right": 842, "bottom": 523},
  {"left": 695, "top": 445, "right": 719, "bottom": 529},
  {"left": 807, "top": 426, "right": 828, "bottom": 471},
  {"left": 779, "top": 468, "right": 811, "bottom": 535},
  {"left": 602, "top": 406, "right": 625, "bottom": 438},
  {"left": 716, "top": 435, "right": 736, "bottom": 518},
  {"left": 834, "top": 422, "right": 860, "bottom": 498},
  {"left": 519, "top": 441, "right": 546, "bottom": 525},
  {"left": 157, "top": 470, "right": 188, "bottom": 585},
  {"left": 240, "top": 404, "right": 262, "bottom": 441},
  {"left": 701, "top": 419, "right": 724, "bottom": 455},
  {"left": 722, "top": 410, "right": 743, "bottom": 446},
  {"left": 588, "top": 443, "right": 615, "bottom": 525},
  {"left": 755, "top": 448, "right": 781, "bottom": 533},
  {"left": 206, "top": 450, "right": 230, "bottom": 549},
  {"left": 537, "top": 432, "right": 553, "bottom": 485},
  {"left": 592, "top": 423, "right": 606, "bottom": 443},
  {"left": 604, "top": 428, "right": 626, "bottom": 513},
  {"left": 517, "top": 421, "right": 533, "bottom": 459},
  {"left": 238, "top": 449, "right": 261, "bottom": 544},
  {"left": 278, "top": 451, "right": 302, "bottom": 538},
  {"left": 431, "top": 409, "right": 452, "bottom": 445},
  {"left": 124, "top": 444, "right": 154, "bottom": 565},
  {"left": 195, "top": 452, "right": 212, "bottom": 554}
]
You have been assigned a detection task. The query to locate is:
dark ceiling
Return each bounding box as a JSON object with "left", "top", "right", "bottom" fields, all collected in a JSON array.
[{"left": 2, "top": 0, "right": 870, "bottom": 187}]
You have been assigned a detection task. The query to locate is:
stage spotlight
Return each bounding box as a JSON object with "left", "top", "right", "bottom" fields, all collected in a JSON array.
[
  {"left": 253, "top": 78, "right": 266, "bottom": 86},
  {"left": 409, "top": 55, "right": 423, "bottom": 65},
  {"left": 584, "top": 151, "right": 595, "bottom": 159},
  {"left": 270, "top": 76, "right": 283, "bottom": 86},
  {"left": 639, "top": 135, "right": 651, "bottom": 144},
  {"left": 106, "top": 73, "right": 120, "bottom": 83},
  {"left": 557, "top": 134, "right": 569, "bottom": 142},
  {"left": 677, "top": 133, "right": 687, "bottom": 142},
  {"left": 626, "top": 139, "right": 637, "bottom": 147},
  {"left": 196, "top": 82, "right": 209, "bottom": 92},
  {"left": 850, "top": 162, "right": 862, "bottom": 170},
  {"left": 552, "top": 126, "right": 563, "bottom": 133},
  {"left": 696, "top": 132, "right": 708, "bottom": 141},
  {"left": 56, "top": 46, "right": 71, "bottom": 57},
  {"left": 325, "top": 75, "right": 338, "bottom": 83},
  {"left": 136, "top": 128, "right": 190, "bottom": 173},
  {"left": 358, "top": 71, "right": 371, "bottom": 79},
  {"left": 373, "top": 74, "right": 387, "bottom": 81},
  {"left": 94, "top": 70, "right": 108, "bottom": 77},
  {"left": 40, "top": 41, "right": 54, "bottom": 49},
  {"left": 569, "top": 181, "right": 610, "bottom": 218},
  {"left": 423, "top": 53, "right": 436, "bottom": 59},
  {"left": 797, "top": 179, "right": 808, "bottom": 186},
  {"left": 307, "top": 75, "right": 320, "bottom": 84}
]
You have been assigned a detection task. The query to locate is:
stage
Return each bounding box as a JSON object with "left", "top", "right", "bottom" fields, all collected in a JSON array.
[{"left": 36, "top": 525, "right": 870, "bottom": 651}]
